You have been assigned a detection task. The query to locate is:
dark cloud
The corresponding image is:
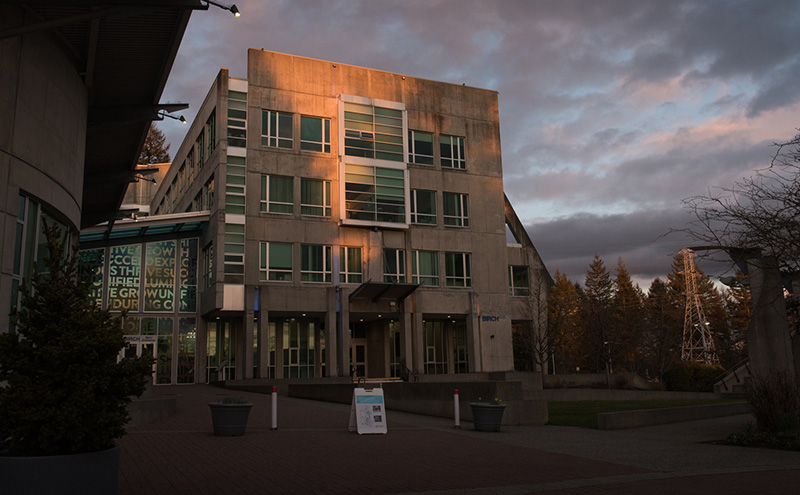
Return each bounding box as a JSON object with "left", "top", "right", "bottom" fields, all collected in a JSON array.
[{"left": 160, "top": 0, "right": 800, "bottom": 290}]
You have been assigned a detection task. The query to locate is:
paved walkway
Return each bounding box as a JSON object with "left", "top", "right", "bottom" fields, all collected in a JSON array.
[{"left": 120, "top": 385, "right": 800, "bottom": 494}]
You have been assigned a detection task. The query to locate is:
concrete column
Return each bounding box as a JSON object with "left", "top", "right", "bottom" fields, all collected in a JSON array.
[
  {"left": 746, "top": 256, "right": 794, "bottom": 378},
  {"left": 243, "top": 285, "right": 255, "bottom": 379},
  {"left": 412, "top": 307, "right": 424, "bottom": 376},
  {"left": 339, "top": 287, "right": 351, "bottom": 377},
  {"left": 401, "top": 299, "right": 413, "bottom": 377},
  {"left": 326, "top": 286, "right": 338, "bottom": 377},
  {"left": 469, "top": 292, "right": 482, "bottom": 372},
  {"left": 258, "top": 286, "right": 269, "bottom": 377},
  {"left": 196, "top": 317, "right": 208, "bottom": 384}
]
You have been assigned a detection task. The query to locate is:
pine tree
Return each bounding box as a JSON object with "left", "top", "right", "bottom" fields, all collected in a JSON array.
[
  {"left": 581, "top": 255, "right": 617, "bottom": 381},
  {"left": 138, "top": 123, "right": 171, "bottom": 164},
  {"left": 612, "top": 258, "right": 644, "bottom": 373},
  {"left": 546, "top": 270, "right": 583, "bottom": 373},
  {"left": 0, "top": 222, "right": 153, "bottom": 455},
  {"left": 642, "top": 277, "right": 682, "bottom": 379}
]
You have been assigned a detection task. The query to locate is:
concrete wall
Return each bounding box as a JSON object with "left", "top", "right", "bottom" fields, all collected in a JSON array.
[{"left": 1, "top": 8, "right": 87, "bottom": 332}]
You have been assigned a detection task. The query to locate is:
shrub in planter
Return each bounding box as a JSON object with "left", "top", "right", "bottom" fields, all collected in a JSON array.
[{"left": 0, "top": 223, "right": 153, "bottom": 456}]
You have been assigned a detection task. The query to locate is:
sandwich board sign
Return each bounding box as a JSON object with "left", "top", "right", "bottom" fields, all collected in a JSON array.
[{"left": 348, "top": 387, "right": 387, "bottom": 434}]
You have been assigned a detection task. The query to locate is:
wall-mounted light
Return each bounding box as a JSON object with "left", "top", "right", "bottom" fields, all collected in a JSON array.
[
  {"left": 131, "top": 174, "right": 157, "bottom": 184},
  {"left": 206, "top": 0, "right": 240, "bottom": 17},
  {"left": 158, "top": 111, "right": 186, "bottom": 124}
]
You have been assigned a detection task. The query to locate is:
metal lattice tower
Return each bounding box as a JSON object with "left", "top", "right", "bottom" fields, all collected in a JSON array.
[{"left": 680, "top": 249, "right": 719, "bottom": 365}]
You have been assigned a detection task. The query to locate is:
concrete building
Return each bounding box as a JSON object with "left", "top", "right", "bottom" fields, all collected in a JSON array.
[{"left": 122, "top": 49, "right": 551, "bottom": 384}]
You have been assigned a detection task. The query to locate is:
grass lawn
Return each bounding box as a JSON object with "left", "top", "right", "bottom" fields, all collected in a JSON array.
[{"left": 548, "top": 399, "right": 740, "bottom": 428}]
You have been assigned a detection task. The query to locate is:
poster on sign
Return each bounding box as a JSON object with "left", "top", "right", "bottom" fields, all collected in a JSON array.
[{"left": 348, "top": 388, "right": 388, "bottom": 434}]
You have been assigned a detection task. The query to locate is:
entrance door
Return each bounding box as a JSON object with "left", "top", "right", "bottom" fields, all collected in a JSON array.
[
  {"left": 120, "top": 337, "right": 158, "bottom": 382},
  {"left": 350, "top": 339, "right": 367, "bottom": 378}
]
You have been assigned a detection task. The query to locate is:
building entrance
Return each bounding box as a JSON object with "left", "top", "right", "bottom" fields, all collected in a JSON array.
[
  {"left": 349, "top": 321, "right": 368, "bottom": 378},
  {"left": 120, "top": 335, "right": 157, "bottom": 381}
]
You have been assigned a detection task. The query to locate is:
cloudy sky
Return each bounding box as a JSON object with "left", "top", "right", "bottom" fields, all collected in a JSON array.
[{"left": 161, "top": 0, "right": 800, "bottom": 290}]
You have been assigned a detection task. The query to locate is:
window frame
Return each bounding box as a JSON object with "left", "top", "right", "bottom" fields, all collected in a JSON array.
[
  {"left": 383, "top": 248, "right": 406, "bottom": 283},
  {"left": 301, "top": 244, "right": 332, "bottom": 283},
  {"left": 443, "top": 192, "right": 469, "bottom": 228},
  {"left": 508, "top": 265, "right": 530, "bottom": 296},
  {"left": 261, "top": 175, "right": 294, "bottom": 214},
  {"left": 300, "top": 178, "right": 332, "bottom": 217},
  {"left": 408, "top": 130, "right": 434, "bottom": 165},
  {"left": 411, "top": 250, "right": 439, "bottom": 286},
  {"left": 260, "top": 242, "right": 293, "bottom": 282},
  {"left": 440, "top": 134, "right": 466, "bottom": 169},
  {"left": 445, "top": 252, "right": 472, "bottom": 287},
  {"left": 300, "top": 115, "right": 331, "bottom": 153},
  {"left": 338, "top": 246, "right": 363, "bottom": 284},
  {"left": 410, "top": 189, "right": 436, "bottom": 225},
  {"left": 261, "top": 109, "right": 294, "bottom": 149}
]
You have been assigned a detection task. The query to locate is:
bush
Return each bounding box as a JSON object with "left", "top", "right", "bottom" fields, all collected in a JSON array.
[
  {"left": 662, "top": 361, "right": 724, "bottom": 392},
  {"left": 746, "top": 371, "right": 800, "bottom": 434},
  {"left": 0, "top": 223, "right": 153, "bottom": 456}
]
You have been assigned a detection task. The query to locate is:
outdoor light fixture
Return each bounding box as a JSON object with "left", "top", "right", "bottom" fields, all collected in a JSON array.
[
  {"left": 131, "top": 174, "right": 157, "bottom": 184},
  {"left": 205, "top": 0, "right": 240, "bottom": 17},
  {"left": 158, "top": 111, "right": 186, "bottom": 124}
]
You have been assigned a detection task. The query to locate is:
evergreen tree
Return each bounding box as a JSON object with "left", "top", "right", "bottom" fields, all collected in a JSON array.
[
  {"left": 138, "top": 123, "right": 171, "bottom": 164},
  {"left": 612, "top": 258, "right": 645, "bottom": 373},
  {"left": 546, "top": 270, "right": 583, "bottom": 374},
  {"left": 721, "top": 271, "right": 752, "bottom": 366},
  {"left": 0, "top": 223, "right": 152, "bottom": 455},
  {"left": 642, "top": 277, "right": 682, "bottom": 379},
  {"left": 581, "top": 255, "right": 617, "bottom": 382}
]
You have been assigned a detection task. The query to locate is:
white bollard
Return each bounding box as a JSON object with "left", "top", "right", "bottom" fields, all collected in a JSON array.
[
  {"left": 271, "top": 386, "right": 278, "bottom": 431},
  {"left": 454, "top": 389, "right": 461, "bottom": 429}
]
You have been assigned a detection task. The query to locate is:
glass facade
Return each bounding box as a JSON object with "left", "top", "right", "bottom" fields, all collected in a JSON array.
[{"left": 78, "top": 237, "right": 199, "bottom": 385}]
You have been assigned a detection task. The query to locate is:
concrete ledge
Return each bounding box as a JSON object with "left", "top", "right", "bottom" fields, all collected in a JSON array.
[
  {"left": 597, "top": 401, "right": 750, "bottom": 430},
  {"left": 127, "top": 394, "right": 177, "bottom": 428}
]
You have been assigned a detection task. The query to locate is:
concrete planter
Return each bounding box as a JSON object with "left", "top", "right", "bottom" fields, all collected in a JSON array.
[
  {"left": 0, "top": 444, "right": 120, "bottom": 494},
  {"left": 470, "top": 403, "right": 506, "bottom": 431},
  {"left": 209, "top": 402, "right": 253, "bottom": 436}
]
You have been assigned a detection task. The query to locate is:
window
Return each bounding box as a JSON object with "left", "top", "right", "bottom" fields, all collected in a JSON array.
[
  {"left": 343, "top": 102, "right": 404, "bottom": 162},
  {"left": 339, "top": 246, "right": 362, "bottom": 284},
  {"left": 261, "top": 110, "right": 293, "bottom": 149},
  {"left": 203, "top": 175, "right": 215, "bottom": 210},
  {"left": 440, "top": 134, "right": 465, "bottom": 169},
  {"left": 383, "top": 248, "right": 405, "bottom": 283},
  {"left": 423, "top": 320, "right": 447, "bottom": 374},
  {"left": 410, "top": 189, "right": 436, "bottom": 224},
  {"left": 206, "top": 110, "right": 216, "bottom": 157},
  {"left": 261, "top": 175, "right": 293, "bottom": 214},
  {"left": 300, "top": 178, "right": 331, "bottom": 216},
  {"left": 411, "top": 250, "right": 439, "bottom": 286},
  {"left": 225, "top": 155, "right": 246, "bottom": 215},
  {"left": 443, "top": 192, "right": 469, "bottom": 227},
  {"left": 301, "top": 244, "right": 332, "bottom": 282},
  {"left": 453, "top": 320, "right": 469, "bottom": 373},
  {"left": 224, "top": 223, "right": 244, "bottom": 284},
  {"left": 227, "top": 90, "right": 247, "bottom": 148},
  {"left": 445, "top": 252, "right": 471, "bottom": 287},
  {"left": 300, "top": 116, "right": 331, "bottom": 153},
  {"left": 508, "top": 266, "right": 530, "bottom": 296},
  {"left": 344, "top": 164, "right": 406, "bottom": 224},
  {"left": 202, "top": 243, "right": 214, "bottom": 289},
  {"left": 260, "top": 242, "right": 292, "bottom": 281},
  {"left": 408, "top": 130, "right": 434, "bottom": 165}
]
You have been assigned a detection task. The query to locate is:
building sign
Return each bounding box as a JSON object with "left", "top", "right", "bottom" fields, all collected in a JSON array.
[
  {"left": 108, "top": 244, "right": 141, "bottom": 311},
  {"left": 481, "top": 315, "right": 500, "bottom": 322},
  {"left": 179, "top": 238, "right": 198, "bottom": 312},
  {"left": 145, "top": 241, "right": 175, "bottom": 312},
  {"left": 348, "top": 388, "right": 387, "bottom": 434}
]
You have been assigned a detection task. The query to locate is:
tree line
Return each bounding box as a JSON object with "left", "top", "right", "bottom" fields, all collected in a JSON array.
[{"left": 513, "top": 254, "right": 753, "bottom": 381}]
